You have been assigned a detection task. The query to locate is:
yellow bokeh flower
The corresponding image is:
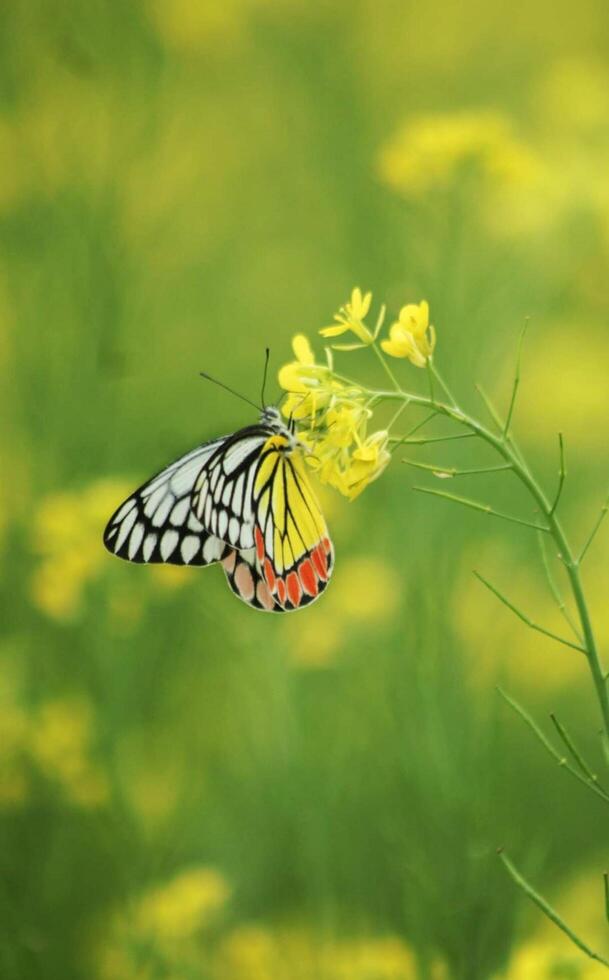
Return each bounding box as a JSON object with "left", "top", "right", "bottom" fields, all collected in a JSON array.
[
  {"left": 0, "top": 669, "right": 29, "bottom": 809},
  {"left": 29, "top": 697, "right": 109, "bottom": 808},
  {"left": 501, "top": 939, "right": 607, "bottom": 979},
  {"left": 30, "top": 480, "right": 131, "bottom": 621},
  {"left": 97, "top": 866, "right": 232, "bottom": 980},
  {"left": 381, "top": 301, "right": 436, "bottom": 366},
  {"left": 135, "top": 867, "right": 231, "bottom": 941},
  {"left": 320, "top": 287, "right": 375, "bottom": 347},
  {"left": 378, "top": 110, "right": 540, "bottom": 198}
]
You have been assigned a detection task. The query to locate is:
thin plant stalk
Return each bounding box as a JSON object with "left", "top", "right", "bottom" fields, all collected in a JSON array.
[{"left": 367, "top": 380, "right": 609, "bottom": 748}]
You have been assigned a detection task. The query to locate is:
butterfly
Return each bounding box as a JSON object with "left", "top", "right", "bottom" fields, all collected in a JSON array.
[{"left": 103, "top": 406, "right": 334, "bottom": 612}]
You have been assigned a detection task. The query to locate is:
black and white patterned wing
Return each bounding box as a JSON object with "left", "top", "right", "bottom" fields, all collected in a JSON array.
[
  {"left": 103, "top": 438, "right": 231, "bottom": 566},
  {"left": 191, "top": 428, "right": 270, "bottom": 551}
]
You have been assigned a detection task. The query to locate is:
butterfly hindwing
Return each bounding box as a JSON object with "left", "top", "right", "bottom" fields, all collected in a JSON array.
[
  {"left": 103, "top": 438, "right": 232, "bottom": 566},
  {"left": 221, "top": 548, "right": 285, "bottom": 612},
  {"left": 251, "top": 440, "right": 334, "bottom": 611}
]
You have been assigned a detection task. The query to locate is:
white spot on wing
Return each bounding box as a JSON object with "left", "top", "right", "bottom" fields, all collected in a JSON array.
[
  {"left": 171, "top": 456, "right": 206, "bottom": 496},
  {"left": 224, "top": 437, "right": 264, "bottom": 474},
  {"left": 240, "top": 525, "right": 254, "bottom": 549},
  {"left": 203, "top": 536, "right": 223, "bottom": 563},
  {"left": 160, "top": 529, "right": 179, "bottom": 560},
  {"left": 187, "top": 511, "right": 203, "bottom": 531},
  {"left": 210, "top": 466, "right": 221, "bottom": 492},
  {"left": 233, "top": 473, "right": 245, "bottom": 514},
  {"left": 218, "top": 511, "right": 229, "bottom": 540},
  {"left": 181, "top": 535, "right": 200, "bottom": 564},
  {"left": 243, "top": 465, "right": 256, "bottom": 521},
  {"left": 115, "top": 509, "right": 137, "bottom": 551},
  {"left": 128, "top": 522, "right": 145, "bottom": 560},
  {"left": 143, "top": 484, "right": 167, "bottom": 517},
  {"left": 229, "top": 516, "right": 240, "bottom": 544},
  {"left": 204, "top": 494, "right": 212, "bottom": 528},
  {"left": 113, "top": 498, "right": 136, "bottom": 523},
  {"left": 265, "top": 520, "right": 273, "bottom": 556},
  {"left": 143, "top": 534, "right": 157, "bottom": 561},
  {"left": 170, "top": 497, "right": 190, "bottom": 526},
  {"left": 152, "top": 495, "right": 173, "bottom": 528}
]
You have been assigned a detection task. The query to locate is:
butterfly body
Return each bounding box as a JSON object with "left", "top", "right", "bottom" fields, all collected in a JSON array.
[{"left": 103, "top": 407, "right": 333, "bottom": 612}]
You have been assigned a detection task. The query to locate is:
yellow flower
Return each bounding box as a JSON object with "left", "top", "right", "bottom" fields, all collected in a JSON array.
[
  {"left": 339, "top": 431, "right": 391, "bottom": 500},
  {"left": 135, "top": 867, "right": 231, "bottom": 941},
  {"left": 319, "top": 287, "right": 375, "bottom": 347},
  {"left": 278, "top": 334, "right": 339, "bottom": 421},
  {"left": 28, "top": 697, "right": 109, "bottom": 808},
  {"left": 378, "top": 111, "right": 540, "bottom": 198},
  {"left": 381, "top": 300, "right": 436, "bottom": 366}
]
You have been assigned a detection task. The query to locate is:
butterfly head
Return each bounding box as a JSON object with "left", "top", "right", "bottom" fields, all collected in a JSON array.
[{"left": 260, "top": 405, "right": 299, "bottom": 451}]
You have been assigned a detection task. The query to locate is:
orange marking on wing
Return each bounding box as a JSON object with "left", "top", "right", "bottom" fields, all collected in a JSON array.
[
  {"left": 276, "top": 578, "right": 287, "bottom": 605},
  {"left": 323, "top": 536, "right": 332, "bottom": 555},
  {"left": 286, "top": 571, "right": 302, "bottom": 607},
  {"left": 235, "top": 560, "right": 255, "bottom": 601},
  {"left": 312, "top": 544, "right": 328, "bottom": 581},
  {"left": 222, "top": 551, "right": 237, "bottom": 574},
  {"left": 256, "top": 580, "right": 276, "bottom": 611},
  {"left": 263, "top": 558, "right": 276, "bottom": 593},
  {"left": 255, "top": 526, "right": 265, "bottom": 561},
  {"left": 298, "top": 558, "right": 317, "bottom": 597}
]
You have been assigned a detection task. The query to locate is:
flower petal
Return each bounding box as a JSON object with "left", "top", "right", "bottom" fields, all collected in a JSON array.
[{"left": 319, "top": 324, "right": 349, "bottom": 338}]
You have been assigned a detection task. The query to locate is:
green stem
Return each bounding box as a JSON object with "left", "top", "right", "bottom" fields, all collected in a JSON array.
[
  {"left": 370, "top": 342, "right": 402, "bottom": 392},
  {"left": 371, "top": 385, "right": 609, "bottom": 750},
  {"left": 499, "top": 850, "right": 609, "bottom": 966},
  {"left": 550, "top": 713, "right": 604, "bottom": 788},
  {"left": 497, "top": 687, "right": 609, "bottom": 804},
  {"left": 537, "top": 531, "right": 583, "bottom": 644},
  {"left": 430, "top": 359, "right": 457, "bottom": 406}
]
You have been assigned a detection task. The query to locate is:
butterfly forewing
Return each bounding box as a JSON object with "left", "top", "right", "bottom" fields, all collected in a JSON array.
[
  {"left": 103, "top": 438, "right": 232, "bottom": 566},
  {"left": 191, "top": 428, "right": 269, "bottom": 550}
]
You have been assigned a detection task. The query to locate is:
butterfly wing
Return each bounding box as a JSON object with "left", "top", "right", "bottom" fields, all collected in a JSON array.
[
  {"left": 103, "top": 438, "right": 232, "bottom": 566},
  {"left": 190, "top": 427, "right": 271, "bottom": 551},
  {"left": 104, "top": 425, "right": 334, "bottom": 614},
  {"left": 221, "top": 548, "right": 285, "bottom": 612},
  {"left": 251, "top": 438, "right": 334, "bottom": 611}
]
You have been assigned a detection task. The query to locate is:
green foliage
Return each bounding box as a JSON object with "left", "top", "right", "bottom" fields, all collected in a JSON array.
[{"left": 2, "top": 1, "right": 609, "bottom": 977}]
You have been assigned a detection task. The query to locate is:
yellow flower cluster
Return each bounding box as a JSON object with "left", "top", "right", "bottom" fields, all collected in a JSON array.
[
  {"left": 30, "top": 478, "right": 191, "bottom": 624},
  {"left": 29, "top": 698, "right": 109, "bottom": 807},
  {"left": 278, "top": 289, "right": 436, "bottom": 499},
  {"left": 30, "top": 479, "right": 132, "bottom": 621},
  {"left": 279, "top": 333, "right": 390, "bottom": 500},
  {"left": 97, "top": 866, "right": 232, "bottom": 980},
  {"left": 0, "top": 674, "right": 108, "bottom": 811},
  {"left": 135, "top": 867, "right": 231, "bottom": 940},
  {"left": 378, "top": 110, "right": 541, "bottom": 198},
  {"left": 500, "top": 939, "right": 607, "bottom": 979},
  {"left": 216, "top": 926, "right": 427, "bottom": 980}
]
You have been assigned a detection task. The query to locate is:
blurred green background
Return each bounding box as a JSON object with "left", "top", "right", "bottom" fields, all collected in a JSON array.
[{"left": 2, "top": 1, "right": 609, "bottom": 978}]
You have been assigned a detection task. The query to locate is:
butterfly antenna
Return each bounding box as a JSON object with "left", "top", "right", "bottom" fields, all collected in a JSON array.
[
  {"left": 199, "top": 371, "right": 261, "bottom": 412},
  {"left": 260, "top": 347, "right": 270, "bottom": 408}
]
